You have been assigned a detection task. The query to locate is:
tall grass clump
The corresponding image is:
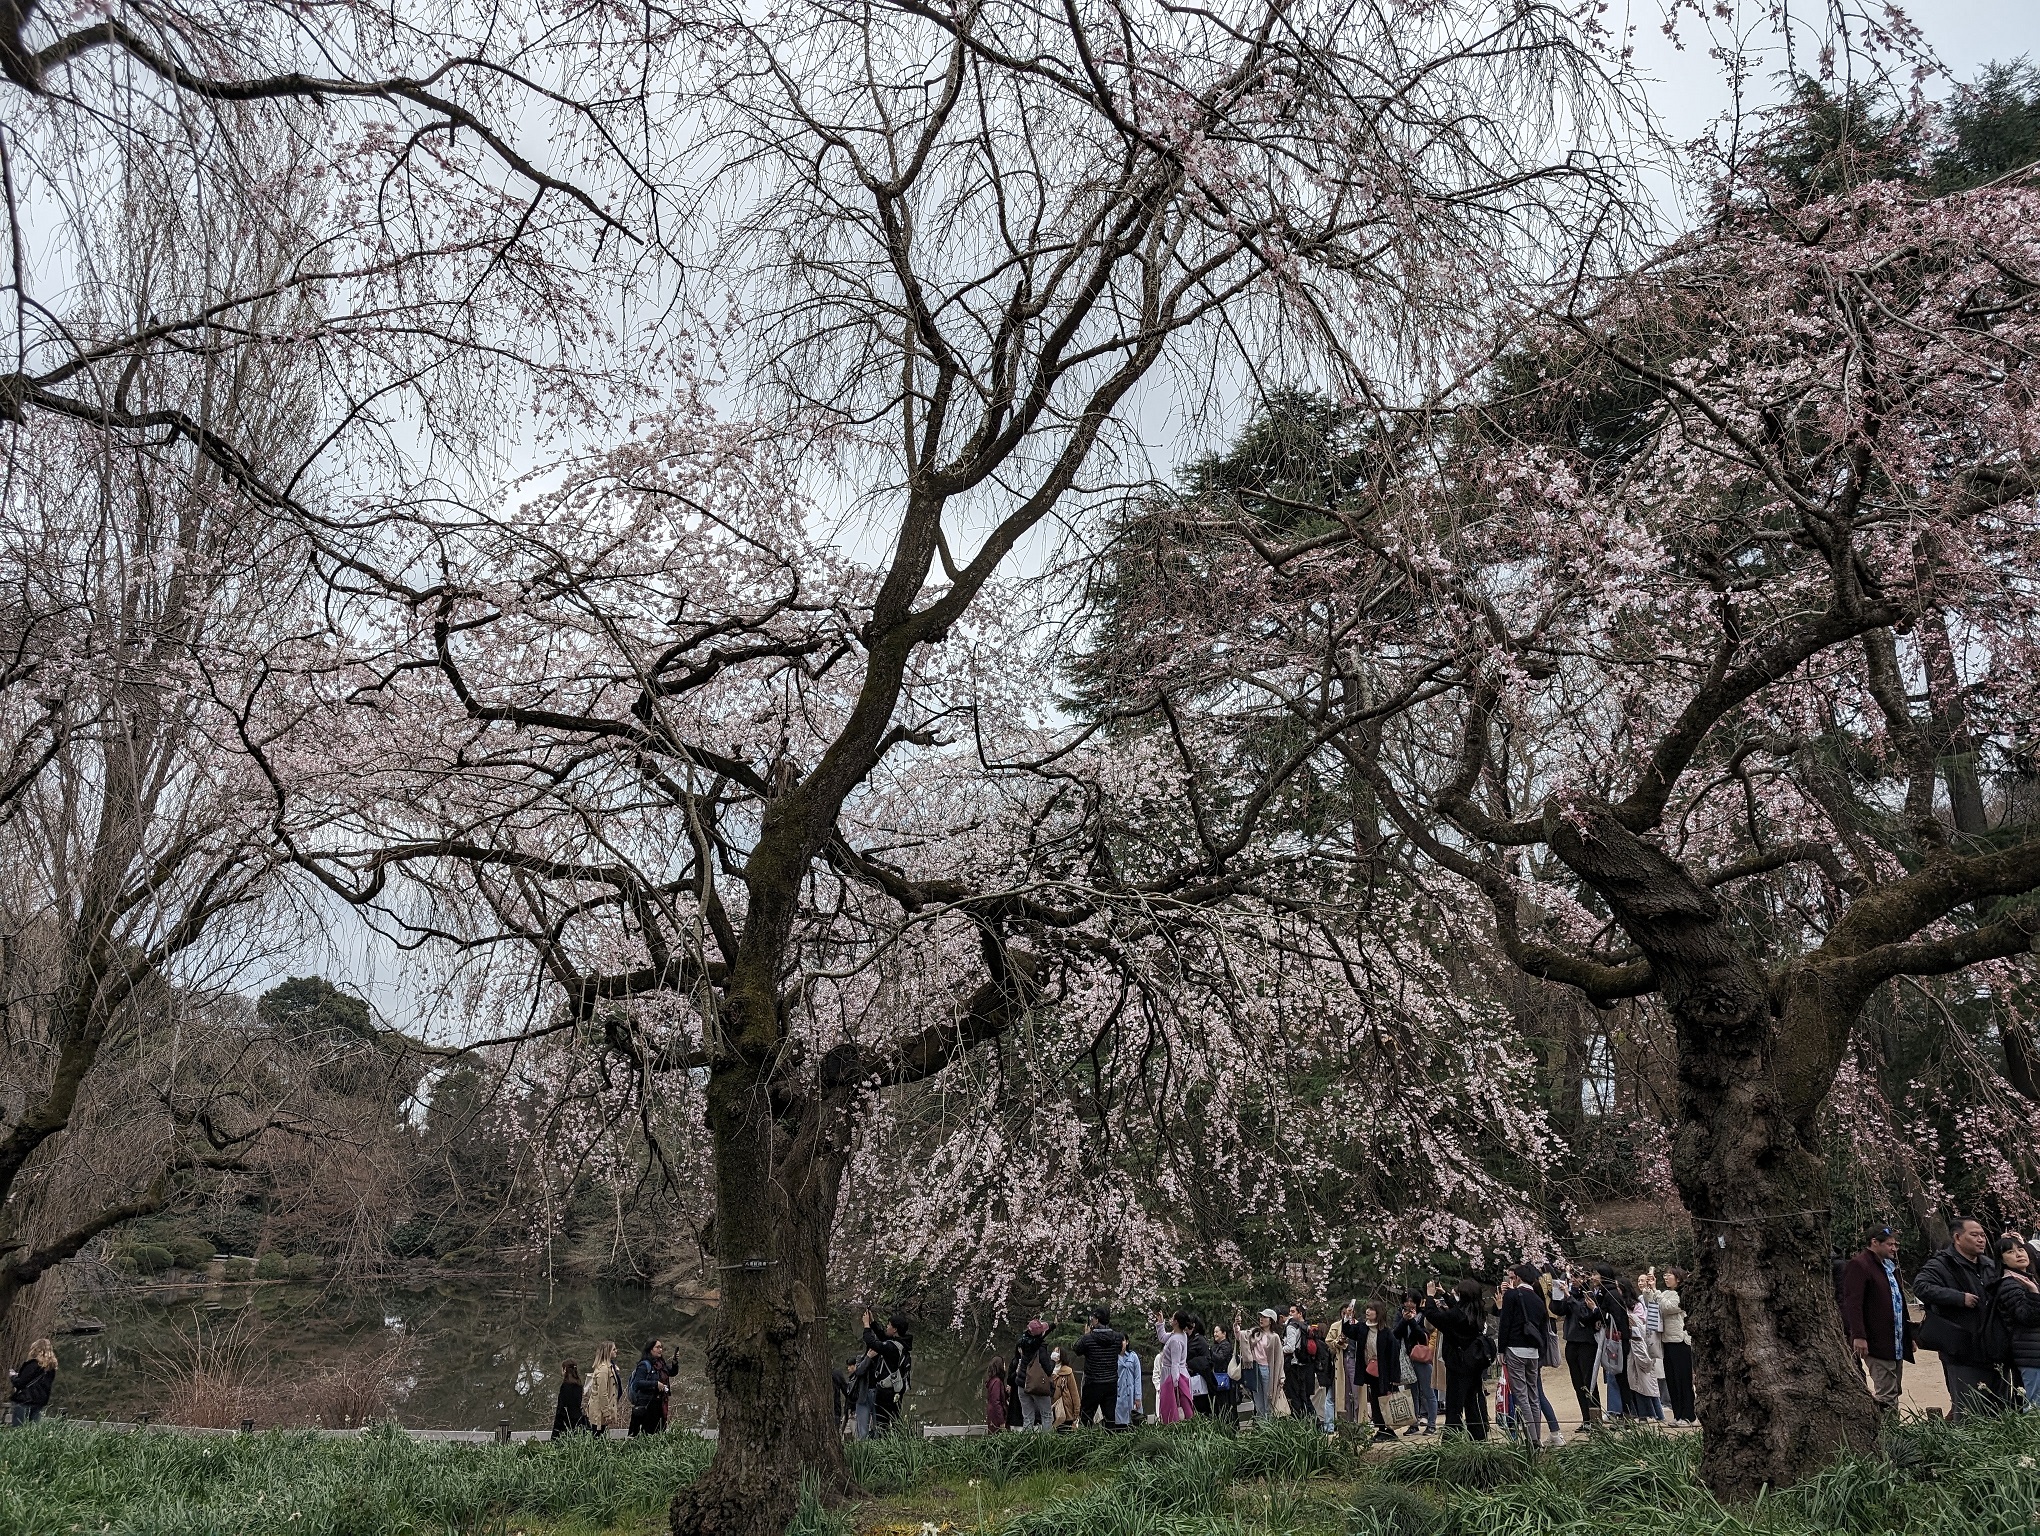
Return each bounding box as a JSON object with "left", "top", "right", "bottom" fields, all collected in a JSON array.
[
  {"left": 848, "top": 1422, "right": 1129, "bottom": 1494},
  {"left": 1344, "top": 1483, "right": 1445, "bottom": 1536},
  {"left": 1377, "top": 1435, "right": 1529, "bottom": 1492},
  {"left": 783, "top": 1471, "right": 854, "bottom": 1536},
  {"left": 1228, "top": 1416, "right": 1353, "bottom": 1482},
  {"left": 997, "top": 1426, "right": 1247, "bottom": 1536}
]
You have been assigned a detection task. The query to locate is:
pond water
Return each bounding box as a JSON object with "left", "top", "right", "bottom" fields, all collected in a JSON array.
[{"left": 49, "top": 1279, "right": 1009, "bottom": 1432}]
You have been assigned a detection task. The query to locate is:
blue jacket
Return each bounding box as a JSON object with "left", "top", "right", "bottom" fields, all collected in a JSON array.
[{"left": 1115, "top": 1350, "right": 1142, "bottom": 1420}]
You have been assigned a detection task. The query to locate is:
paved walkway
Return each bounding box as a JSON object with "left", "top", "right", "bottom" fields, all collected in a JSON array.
[{"left": 1523, "top": 1350, "right": 1958, "bottom": 1439}]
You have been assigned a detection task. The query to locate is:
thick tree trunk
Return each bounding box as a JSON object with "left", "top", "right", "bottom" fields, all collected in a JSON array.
[
  {"left": 1550, "top": 807, "right": 1879, "bottom": 1496},
  {"left": 669, "top": 1069, "right": 851, "bottom": 1536},
  {"left": 1667, "top": 988, "right": 1880, "bottom": 1497}
]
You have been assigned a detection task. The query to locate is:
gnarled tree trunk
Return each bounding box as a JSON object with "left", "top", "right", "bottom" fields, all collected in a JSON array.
[
  {"left": 1668, "top": 983, "right": 1880, "bottom": 1496},
  {"left": 1552, "top": 807, "right": 1880, "bottom": 1495},
  {"left": 668, "top": 1070, "right": 853, "bottom": 1536}
]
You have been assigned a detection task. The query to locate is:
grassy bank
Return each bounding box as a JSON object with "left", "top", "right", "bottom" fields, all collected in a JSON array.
[
  {"left": 823, "top": 1413, "right": 2040, "bottom": 1536},
  {"left": 6, "top": 1412, "right": 2040, "bottom": 1536},
  {"left": 0, "top": 1424, "right": 710, "bottom": 1536}
]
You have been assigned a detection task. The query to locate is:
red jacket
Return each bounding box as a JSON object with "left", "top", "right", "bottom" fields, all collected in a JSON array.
[{"left": 1840, "top": 1249, "right": 1914, "bottom": 1362}]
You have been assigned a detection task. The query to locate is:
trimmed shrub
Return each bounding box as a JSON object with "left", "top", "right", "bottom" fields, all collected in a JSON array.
[
  {"left": 253, "top": 1251, "right": 288, "bottom": 1280},
  {"left": 124, "top": 1243, "right": 175, "bottom": 1275},
  {"left": 166, "top": 1233, "right": 216, "bottom": 1271}
]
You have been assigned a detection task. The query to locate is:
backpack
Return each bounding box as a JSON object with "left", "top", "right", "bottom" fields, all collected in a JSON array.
[
  {"left": 628, "top": 1358, "right": 660, "bottom": 1408},
  {"left": 1303, "top": 1332, "right": 1320, "bottom": 1361},
  {"left": 1023, "top": 1350, "right": 1053, "bottom": 1396},
  {"left": 875, "top": 1344, "right": 908, "bottom": 1397},
  {"left": 1467, "top": 1327, "right": 1498, "bottom": 1371}
]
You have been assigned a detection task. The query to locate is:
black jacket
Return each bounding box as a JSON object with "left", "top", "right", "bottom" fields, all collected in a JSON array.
[
  {"left": 1915, "top": 1245, "right": 2001, "bottom": 1365},
  {"left": 552, "top": 1380, "right": 584, "bottom": 1434},
  {"left": 1075, "top": 1326, "right": 1125, "bottom": 1386},
  {"left": 1186, "top": 1331, "right": 1213, "bottom": 1388},
  {"left": 1554, "top": 1291, "right": 1605, "bottom": 1346},
  {"left": 1209, "top": 1334, "right": 1238, "bottom": 1380},
  {"left": 8, "top": 1358, "right": 52, "bottom": 1407},
  {"left": 1392, "top": 1312, "right": 1429, "bottom": 1366},
  {"left": 1997, "top": 1274, "right": 2040, "bottom": 1371},
  {"left": 1373, "top": 1324, "right": 1403, "bottom": 1386},
  {"left": 1497, "top": 1285, "right": 1550, "bottom": 1355},
  {"left": 1421, "top": 1298, "right": 1492, "bottom": 1375}
]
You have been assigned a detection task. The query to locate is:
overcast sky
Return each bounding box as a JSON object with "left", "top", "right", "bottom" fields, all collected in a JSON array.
[
  {"left": 265, "top": 0, "right": 2040, "bottom": 1036},
  {"left": 1630, "top": 0, "right": 2039, "bottom": 141}
]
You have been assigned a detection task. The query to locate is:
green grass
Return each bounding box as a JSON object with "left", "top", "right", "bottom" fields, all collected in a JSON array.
[
  {"left": 0, "top": 1422, "right": 710, "bottom": 1536},
  {"left": 842, "top": 1412, "right": 2040, "bottom": 1536},
  {"left": 12, "top": 1412, "right": 2040, "bottom": 1536}
]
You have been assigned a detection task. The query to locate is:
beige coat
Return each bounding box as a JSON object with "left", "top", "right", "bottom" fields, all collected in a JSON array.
[
  {"left": 1052, "top": 1363, "right": 1081, "bottom": 1426},
  {"left": 584, "top": 1359, "right": 626, "bottom": 1432},
  {"left": 1327, "top": 1319, "right": 1354, "bottom": 1416}
]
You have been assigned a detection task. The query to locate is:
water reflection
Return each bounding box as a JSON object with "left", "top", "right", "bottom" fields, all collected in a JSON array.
[{"left": 55, "top": 1281, "right": 995, "bottom": 1430}]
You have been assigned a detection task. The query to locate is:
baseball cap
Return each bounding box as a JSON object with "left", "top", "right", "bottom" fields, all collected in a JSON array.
[{"left": 1259, "top": 1307, "right": 1278, "bottom": 1320}]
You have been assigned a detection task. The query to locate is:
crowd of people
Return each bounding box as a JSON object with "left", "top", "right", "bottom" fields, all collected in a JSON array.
[
  {"left": 17, "top": 1216, "right": 2040, "bottom": 1440},
  {"left": 1842, "top": 1217, "right": 2040, "bottom": 1420},
  {"left": 955, "top": 1263, "right": 1697, "bottom": 1445},
  {"left": 543, "top": 1339, "right": 683, "bottom": 1437}
]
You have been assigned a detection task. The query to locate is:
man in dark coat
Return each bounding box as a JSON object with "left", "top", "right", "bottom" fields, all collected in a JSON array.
[
  {"left": 1914, "top": 1216, "right": 2010, "bottom": 1419},
  {"left": 1839, "top": 1224, "right": 1914, "bottom": 1411},
  {"left": 1074, "top": 1308, "right": 1126, "bottom": 1428}
]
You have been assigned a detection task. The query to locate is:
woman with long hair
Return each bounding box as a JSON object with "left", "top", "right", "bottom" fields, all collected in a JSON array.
[
  {"left": 1151, "top": 1310, "right": 1193, "bottom": 1424},
  {"left": 6, "top": 1339, "right": 56, "bottom": 1426},
  {"left": 584, "top": 1342, "right": 625, "bottom": 1436},
  {"left": 551, "top": 1360, "right": 586, "bottom": 1437},
  {"left": 984, "top": 1358, "right": 1010, "bottom": 1433},
  {"left": 1420, "top": 1280, "right": 1492, "bottom": 1440}
]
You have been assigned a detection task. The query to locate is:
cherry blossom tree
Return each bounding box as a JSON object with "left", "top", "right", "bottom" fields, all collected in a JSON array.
[
  {"left": 1, "top": 0, "right": 689, "bottom": 517},
  {"left": 0, "top": 0, "right": 708, "bottom": 1352},
  {"left": 0, "top": 171, "right": 330, "bottom": 1349},
  {"left": 1127, "top": 167, "right": 2040, "bottom": 1491},
  {"left": 263, "top": 1, "right": 1645, "bottom": 1527}
]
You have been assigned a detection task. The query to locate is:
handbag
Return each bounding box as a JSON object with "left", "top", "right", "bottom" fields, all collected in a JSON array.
[
  {"left": 1409, "top": 1341, "right": 1433, "bottom": 1365},
  {"left": 1382, "top": 1389, "right": 1416, "bottom": 1431},
  {"left": 1599, "top": 1333, "right": 1624, "bottom": 1376}
]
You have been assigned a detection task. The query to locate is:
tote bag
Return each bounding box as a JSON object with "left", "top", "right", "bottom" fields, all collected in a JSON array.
[{"left": 1382, "top": 1389, "right": 1416, "bottom": 1432}]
